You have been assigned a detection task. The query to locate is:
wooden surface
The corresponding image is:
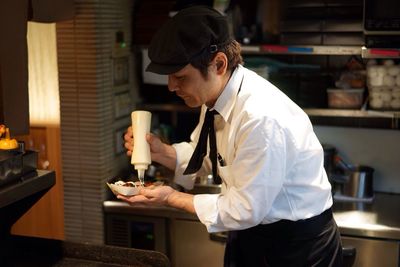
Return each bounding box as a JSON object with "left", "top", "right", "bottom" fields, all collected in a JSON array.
[{"left": 11, "top": 126, "right": 65, "bottom": 240}]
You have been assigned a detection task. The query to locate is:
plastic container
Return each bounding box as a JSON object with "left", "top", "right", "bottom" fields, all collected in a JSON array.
[
  {"left": 131, "top": 111, "right": 152, "bottom": 181},
  {"left": 327, "top": 88, "right": 364, "bottom": 109}
]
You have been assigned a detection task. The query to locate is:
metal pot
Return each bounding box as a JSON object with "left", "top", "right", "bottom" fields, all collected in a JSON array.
[{"left": 333, "top": 165, "right": 374, "bottom": 199}]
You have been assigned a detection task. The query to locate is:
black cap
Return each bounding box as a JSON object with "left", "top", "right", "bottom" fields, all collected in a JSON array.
[{"left": 146, "top": 6, "right": 232, "bottom": 75}]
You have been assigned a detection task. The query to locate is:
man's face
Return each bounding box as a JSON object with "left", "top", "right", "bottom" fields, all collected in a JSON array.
[{"left": 167, "top": 64, "right": 219, "bottom": 108}]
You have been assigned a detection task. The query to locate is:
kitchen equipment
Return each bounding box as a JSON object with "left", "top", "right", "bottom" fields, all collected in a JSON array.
[
  {"left": 343, "top": 165, "right": 374, "bottom": 199},
  {"left": 0, "top": 125, "right": 38, "bottom": 187},
  {"left": 104, "top": 203, "right": 168, "bottom": 255},
  {"left": 0, "top": 150, "right": 23, "bottom": 187},
  {"left": 332, "top": 165, "right": 374, "bottom": 200},
  {"left": 0, "top": 144, "right": 38, "bottom": 187}
]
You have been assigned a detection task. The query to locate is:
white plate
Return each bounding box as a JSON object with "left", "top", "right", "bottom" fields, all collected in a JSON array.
[
  {"left": 107, "top": 182, "right": 139, "bottom": 196},
  {"left": 107, "top": 181, "right": 164, "bottom": 196}
]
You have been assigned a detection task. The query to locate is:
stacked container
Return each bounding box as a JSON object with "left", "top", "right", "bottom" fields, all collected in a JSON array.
[{"left": 367, "top": 59, "right": 400, "bottom": 110}]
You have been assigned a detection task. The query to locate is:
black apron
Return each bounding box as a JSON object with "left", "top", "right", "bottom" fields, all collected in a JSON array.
[{"left": 224, "top": 208, "right": 343, "bottom": 267}]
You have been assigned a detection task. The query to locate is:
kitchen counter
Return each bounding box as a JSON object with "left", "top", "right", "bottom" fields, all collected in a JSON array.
[
  {"left": 1, "top": 170, "right": 56, "bottom": 264},
  {"left": 0, "top": 169, "right": 54, "bottom": 209},
  {"left": 3, "top": 234, "right": 170, "bottom": 267},
  {"left": 333, "top": 192, "right": 400, "bottom": 240},
  {"left": 104, "top": 192, "right": 400, "bottom": 241}
]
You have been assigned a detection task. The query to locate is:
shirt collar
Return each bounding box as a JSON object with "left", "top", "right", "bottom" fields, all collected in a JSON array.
[{"left": 211, "top": 64, "right": 244, "bottom": 122}]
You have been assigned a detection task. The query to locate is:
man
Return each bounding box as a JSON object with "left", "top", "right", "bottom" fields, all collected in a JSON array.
[{"left": 120, "top": 5, "right": 343, "bottom": 267}]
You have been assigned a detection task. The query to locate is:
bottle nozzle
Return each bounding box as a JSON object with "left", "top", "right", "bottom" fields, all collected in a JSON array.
[
  {"left": 135, "top": 163, "right": 148, "bottom": 186},
  {"left": 137, "top": 169, "right": 145, "bottom": 180}
]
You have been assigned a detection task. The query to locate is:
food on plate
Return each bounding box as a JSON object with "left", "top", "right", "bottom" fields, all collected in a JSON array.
[
  {"left": 114, "top": 180, "right": 137, "bottom": 187},
  {"left": 107, "top": 179, "right": 163, "bottom": 196}
]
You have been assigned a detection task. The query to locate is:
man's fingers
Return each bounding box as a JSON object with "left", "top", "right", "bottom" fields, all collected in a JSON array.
[{"left": 117, "top": 194, "right": 149, "bottom": 203}]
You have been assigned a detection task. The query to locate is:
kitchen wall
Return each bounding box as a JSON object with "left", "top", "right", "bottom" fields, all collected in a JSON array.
[
  {"left": 56, "top": 0, "right": 137, "bottom": 244},
  {"left": 314, "top": 126, "right": 400, "bottom": 194}
]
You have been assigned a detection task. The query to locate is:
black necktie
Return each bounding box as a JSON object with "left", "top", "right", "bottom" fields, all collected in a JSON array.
[{"left": 183, "top": 109, "right": 222, "bottom": 184}]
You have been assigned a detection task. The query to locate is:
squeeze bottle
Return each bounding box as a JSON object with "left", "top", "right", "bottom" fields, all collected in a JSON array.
[{"left": 131, "top": 110, "right": 152, "bottom": 184}]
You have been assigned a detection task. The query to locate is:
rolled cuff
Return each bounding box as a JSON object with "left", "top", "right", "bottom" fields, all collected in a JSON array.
[{"left": 194, "top": 194, "right": 224, "bottom": 233}]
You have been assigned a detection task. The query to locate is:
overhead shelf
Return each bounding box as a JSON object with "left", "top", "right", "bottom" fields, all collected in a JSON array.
[
  {"left": 242, "top": 45, "right": 362, "bottom": 56},
  {"left": 242, "top": 45, "right": 400, "bottom": 59},
  {"left": 361, "top": 47, "right": 400, "bottom": 58},
  {"left": 139, "top": 103, "right": 400, "bottom": 130},
  {"left": 304, "top": 108, "right": 400, "bottom": 129}
]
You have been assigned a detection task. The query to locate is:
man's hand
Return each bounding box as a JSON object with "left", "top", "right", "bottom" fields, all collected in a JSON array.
[
  {"left": 117, "top": 185, "right": 196, "bottom": 214},
  {"left": 117, "top": 185, "right": 174, "bottom": 206},
  {"left": 123, "top": 126, "right": 177, "bottom": 170},
  {"left": 123, "top": 126, "right": 134, "bottom": 156}
]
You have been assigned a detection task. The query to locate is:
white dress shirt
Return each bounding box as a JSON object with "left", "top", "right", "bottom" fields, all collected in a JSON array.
[{"left": 173, "top": 65, "right": 333, "bottom": 233}]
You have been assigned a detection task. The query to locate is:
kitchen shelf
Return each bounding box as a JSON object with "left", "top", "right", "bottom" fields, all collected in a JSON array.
[
  {"left": 361, "top": 47, "right": 400, "bottom": 58},
  {"left": 242, "top": 45, "right": 400, "bottom": 59},
  {"left": 305, "top": 108, "right": 400, "bottom": 129},
  {"left": 242, "top": 45, "right": 362, "bottom": 56},
  {"left": 239, "top": 45, "right": 400, "bottom": 129},
  {"left": 139, "top": 103, "right": 400, "bottom": 130}
]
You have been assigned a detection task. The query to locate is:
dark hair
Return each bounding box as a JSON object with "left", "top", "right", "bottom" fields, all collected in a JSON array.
[{"left": 190, "top": 39, "right": 243, "bottom": 78}]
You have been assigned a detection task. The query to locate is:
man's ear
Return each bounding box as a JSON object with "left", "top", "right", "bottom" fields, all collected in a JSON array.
[
  {"left": 214, "top": 52, "right": 228, "bottom": 74},
  {"left": 216, "top": 60, "right": 223, "bottom": 70}
]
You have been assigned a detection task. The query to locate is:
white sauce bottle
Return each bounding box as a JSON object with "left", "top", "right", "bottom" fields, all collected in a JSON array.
[{"left": 131, "top": 110, "right": 152, "bottom": 184}]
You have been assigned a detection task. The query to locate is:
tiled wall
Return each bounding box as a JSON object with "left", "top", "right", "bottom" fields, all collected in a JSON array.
[{"left": 56, "top": 0, "right": 136, "bottom": 244}]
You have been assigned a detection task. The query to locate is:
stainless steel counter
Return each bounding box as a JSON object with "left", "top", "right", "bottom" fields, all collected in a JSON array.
[
  {"left": 104, "top": 192, "right": 400, "bottom": 241},
  {"left": 333, "top": 192, "right": 400, "bottom": 240}
]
